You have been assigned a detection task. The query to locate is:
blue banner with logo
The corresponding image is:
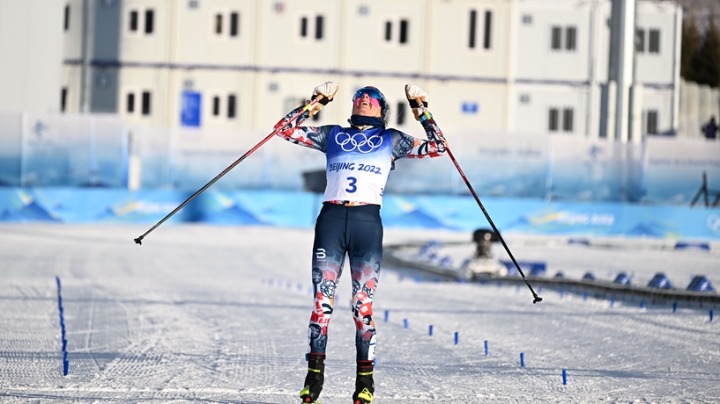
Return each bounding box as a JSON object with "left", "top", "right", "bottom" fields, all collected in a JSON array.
[{"left": 1, "top": 188, "right": 718, "bottom": 241}]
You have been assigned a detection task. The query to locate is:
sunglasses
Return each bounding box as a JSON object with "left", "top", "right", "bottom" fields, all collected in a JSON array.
[{"left": 352, "top": 87, "right": 386, "bottom": 108}]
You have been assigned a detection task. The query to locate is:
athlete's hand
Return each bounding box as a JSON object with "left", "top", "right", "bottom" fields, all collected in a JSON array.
[
  {"left": 405, "top": 84, "right": 428, "bottom": 121},
  {"left": 309, "top": 82, "right": 339, "bottom": 117}
]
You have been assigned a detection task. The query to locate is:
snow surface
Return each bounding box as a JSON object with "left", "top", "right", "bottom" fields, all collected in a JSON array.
[{"left": 0, "top": 223, "right": 718, "bottom": 403}]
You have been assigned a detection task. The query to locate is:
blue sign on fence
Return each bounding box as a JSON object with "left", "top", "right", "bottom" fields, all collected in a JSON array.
[{"left": 180, "top": 91, "right": 202, "bottom": 127}]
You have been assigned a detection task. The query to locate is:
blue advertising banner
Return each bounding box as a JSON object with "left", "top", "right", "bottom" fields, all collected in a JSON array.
[
  {"left": 180, "top": 91, "right": 202, "bottom": 127},
  {"left": 1, "top": 188, "right": 718, "bottom": 241}
]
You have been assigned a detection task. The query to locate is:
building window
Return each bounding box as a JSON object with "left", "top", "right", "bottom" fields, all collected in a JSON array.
[
  {"left": 144, "top": 9, "right": 154, "bottom": 34},
  {"left": 64, "top": 5, "right": 70, "bottom": 31},
  {"left": 227, "top": 94, "right": 237, "bottom": 119},
  {"left": 636, "top": 28, "right": 646, "bottom": 52},
  {"left": 649, "top": 29, "right": 660, "bottom": 53},
  {"left": 213, "top": 11, "right": 240, "bottom": 37},
  {"left": 300, "top": 16, "right": 308, "bottom": 37},
  {"left": 551, "top": 26, "right": 577, "bottom": 51},
  {"left": 315, "top": 15, "right": 324, "bottom": 40},
  {"left": 299, "top": 14, "right": 324, "bottom": 40},
  {"left": 210, "top": 94, "right": 238, "bottom": 120},
  {"left": 214, "top": 13, "right": 223, "bottom": 34},
  {"left": 483, "top": 11, "right": 492, "bottom": 49},
  {"left": 212, "top": 96, "right": 221, "bottom": 117},
  {"left": 562, "top": 108, "right": 574, "bottom": 132},
  {"left": 129, "top": 10, "right": 139, "bottom": 32},
  {"left": 61, "top": 87, "right": 68, "bottom": 112},
  {"left": 230, "top": 12, "right": 239, "bottom": 36},
  {"left": 549, "top": 108, "right": 559, "bottom": 131},
  {"left": 468, "top": 10, "right": 477, "bottom": 48},
  {"left": 384, "top": 18, "right": 410, "bottom": 45},
  {"left": 469, "top": 10, "right": 493, "bottom": 49},
  {"left": 127, "top": 8, "right": 154, "bottom": 35},
  {"left": 399, "top": 19, "right": 408, "bottom": 44},
  {"left": 565, "top": 26, "right": 576, "bottom": 51},
  {"left": 646, "top": 110, "right": 658, "bottom": 134},
  {"left": 637, "top": 28, "right": 660, "bottom": 54},
  {"left": 141, "top": 91, "right": 152, "bottom": 116},
  {"left": 549, "top": 107, "right": 574, "bottom": 132},
  {"left": 126, "top": 93, "right": 135, "bottom": 113},
  {"left": 551, "top": 26, "right": 562, "bottom": 50}
]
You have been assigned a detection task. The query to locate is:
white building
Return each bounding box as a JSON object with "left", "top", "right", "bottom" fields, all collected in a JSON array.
[
  {"left": 17, "top": 1, "right": 688, "bottom": 141},
  {"left": 0, "top": 0, "right": 65, "bottom": 113}
]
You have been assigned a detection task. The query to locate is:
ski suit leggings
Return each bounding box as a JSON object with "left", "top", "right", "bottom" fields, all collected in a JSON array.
[{"left": 307, "top": 202, "right": 383, "bottom": 361}]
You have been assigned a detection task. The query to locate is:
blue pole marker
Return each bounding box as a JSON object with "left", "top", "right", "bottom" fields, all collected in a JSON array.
[
  {"left": 454, "top": 331, "right": 459, "bottom": 345},
  {"left": 710, "top": 310, "right": 714, "bottom": 322},
  {"left": 484, "top": 340, "right": 489, "bottom": 356},
  {"left": 384, "top": 310, "right": 389, "bottom": 322},
  {"left": 403, "top": 318, "right": 409, "bottom": 329},
  {"left": 672, "top": 302, "right": 677, "bottom": 313},
  {"left": 63, "top": 352, "right": 69, "bottom": 376},
  {"left": 520, "top": 352, "right": 525, "bottom": 367},
  {"left": 56, "top": 275, "right": 69, "bottom": 376},
  {"left": 562, "top": 368, "right": 568, "bottom": 385},
  {"left": 428, "top": 324, "right": 433, "bottom": 336}
]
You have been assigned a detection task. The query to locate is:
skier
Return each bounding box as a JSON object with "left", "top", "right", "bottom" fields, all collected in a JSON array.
[{"left": 274, "top": 82, "right": 446, "bottom": 404}]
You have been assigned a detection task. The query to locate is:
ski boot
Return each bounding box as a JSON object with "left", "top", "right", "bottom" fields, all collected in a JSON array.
[
  {"left": 352, "top": 360, "right": 374, "bottom": 404},
  {"left": 300, "top": 353, "right": 325, "bottom": 403}
]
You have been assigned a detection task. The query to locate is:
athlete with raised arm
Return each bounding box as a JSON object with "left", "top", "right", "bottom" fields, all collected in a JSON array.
[{"left": 275, "top": 82, "right": 445, "bottom": 404}]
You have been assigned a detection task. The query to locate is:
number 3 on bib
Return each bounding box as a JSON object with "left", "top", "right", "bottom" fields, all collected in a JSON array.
[{"left": 345, "top": 176, "right": 357, "bottom": 193}]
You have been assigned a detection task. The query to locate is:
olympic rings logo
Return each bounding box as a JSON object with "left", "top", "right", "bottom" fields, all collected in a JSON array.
[{"left": 335, "top": 132, "right": 383, "bottom": 153}]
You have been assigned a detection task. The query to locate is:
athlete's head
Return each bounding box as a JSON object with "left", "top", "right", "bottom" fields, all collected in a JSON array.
[{"left": 352, "top": 86, "right": 388, "bottom": 123}]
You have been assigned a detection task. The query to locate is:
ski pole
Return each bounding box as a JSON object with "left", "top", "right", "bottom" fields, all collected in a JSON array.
[
  {"left": 134, "top": 99, "right": 319, "bottom": 245},
  {"left": 419, "top": 106, "right": 542, "bottom": 304}
]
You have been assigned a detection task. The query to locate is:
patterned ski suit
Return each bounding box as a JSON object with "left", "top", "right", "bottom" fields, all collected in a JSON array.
[{"left": 276, "top": 106, "right": 445, "bottom": 361}]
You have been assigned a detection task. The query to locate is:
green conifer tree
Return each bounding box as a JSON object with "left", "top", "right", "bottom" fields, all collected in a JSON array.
[
  {"left": 692, "top": 17, "right": 720, "bottom": 88},
  {"left": 681, "top": 18, "right": 701, "bottom": 81}
]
